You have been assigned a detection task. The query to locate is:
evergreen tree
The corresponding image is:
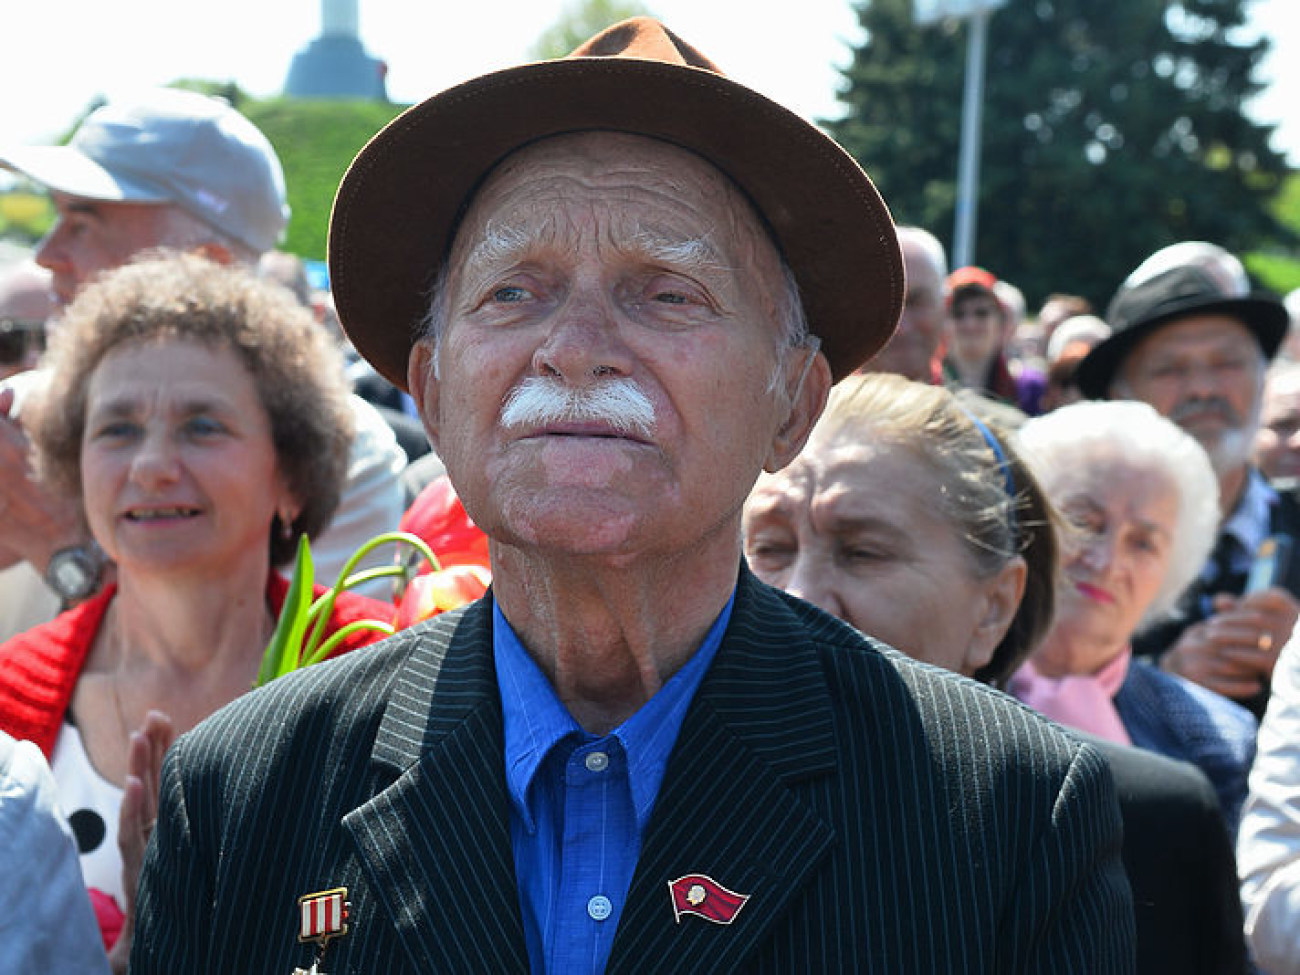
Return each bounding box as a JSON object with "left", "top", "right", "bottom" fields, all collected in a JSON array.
[{"left": 828, "top": 0, "right": 1293, "bottom": 309}]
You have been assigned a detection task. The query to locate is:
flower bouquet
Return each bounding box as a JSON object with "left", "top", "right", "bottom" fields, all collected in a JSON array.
[{"left": 256, "top": 477, "right": 492, "bottom": 688}]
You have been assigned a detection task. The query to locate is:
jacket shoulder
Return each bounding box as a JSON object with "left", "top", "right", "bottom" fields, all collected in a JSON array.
[
  {"left": 170, "top": 602, "right": 476, "bottom": 780},
  {"left": 753, "top": 579, "right": 1096, "bottom": 773}
]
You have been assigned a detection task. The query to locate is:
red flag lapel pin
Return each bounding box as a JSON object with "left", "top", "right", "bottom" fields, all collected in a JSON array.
[
  {"left": 668, "top": 874, "right": 750, "bottom": 925},
  {"left": 292, "top": 886, "right": 350, "bottom": 974}
]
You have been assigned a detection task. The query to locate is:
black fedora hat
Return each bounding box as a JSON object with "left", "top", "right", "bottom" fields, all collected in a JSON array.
[
  {"left": 328, "top": 17, "right": 903, "bottom": 389},
  {"left": 1074, "top": 263, "right": 1289, "bottom": 399}
]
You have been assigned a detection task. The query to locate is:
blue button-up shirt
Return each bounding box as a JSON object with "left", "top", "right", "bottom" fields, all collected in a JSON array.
[{"left": 494, "top": 593, "right": 735, "bottom": 975}]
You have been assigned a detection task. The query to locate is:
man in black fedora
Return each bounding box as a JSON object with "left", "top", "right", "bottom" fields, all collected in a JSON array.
[
  {"left": 1075, "top": 242, "right": 1298, "bottom": 718},
  {"left": 131, "top": 19, "right": 1133, "bottom": 973}
]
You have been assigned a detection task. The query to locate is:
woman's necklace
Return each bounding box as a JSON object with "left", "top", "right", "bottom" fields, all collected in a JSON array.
[
  {"left": 101, "top": 599, "right": 275, "bottom": 746},
  {"left": 104, "top": 617, "right": 136, "bottom": 745}
]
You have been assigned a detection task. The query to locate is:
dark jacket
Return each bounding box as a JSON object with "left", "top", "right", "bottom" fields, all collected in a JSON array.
[
  {"left": 1114, "top": 659, "right": 1257, "bottom": 831},
  {"left": 132, "top": 571, "right": 1134, "bottom": 973},
  {"left": 1086, "top": 737, "right": 1249, "bottom": 975}
]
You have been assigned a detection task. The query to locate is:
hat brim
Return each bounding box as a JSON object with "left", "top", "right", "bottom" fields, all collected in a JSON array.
[
  {"left": 0, "top": 145, "right": 172, "bottom": 204},
  {"left": 1075, "top": 295, "right": 1291, "bottom": 399},
  {"left": 329, "top": 56, "right": 903, "bottom": 390}
]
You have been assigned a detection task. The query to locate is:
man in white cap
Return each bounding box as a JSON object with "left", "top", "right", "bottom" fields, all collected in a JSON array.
[
  {"left": 5, "top": 88, "right": 288, "bottom": 303},
  {"left": 0, "top": 88, "right": 405, "bottom": 620}
]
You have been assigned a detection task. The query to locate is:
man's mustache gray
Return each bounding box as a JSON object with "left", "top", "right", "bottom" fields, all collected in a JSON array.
[
  {"left": 1171, "top": 395, "right": 1240, "bottom": 427},
  {"left": 501, "top": 376, "right": 656, "bottom": 440}
]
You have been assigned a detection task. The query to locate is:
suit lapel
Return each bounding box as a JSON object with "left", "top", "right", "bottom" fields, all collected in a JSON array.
[
  {"left": 342, "top": 597, "right": 529, "bottom": 973},
  {"left": 608, "top": 572, "right": 840, "bottom": 973}
]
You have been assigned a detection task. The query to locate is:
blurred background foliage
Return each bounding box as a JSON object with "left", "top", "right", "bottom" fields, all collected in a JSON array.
[{"left": 831, "top": 0, "right": 1299, "bottom": 307}]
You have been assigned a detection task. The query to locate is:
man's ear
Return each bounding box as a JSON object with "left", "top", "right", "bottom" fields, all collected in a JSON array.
[
  {"left": 963, "top": 555, "right": 1028, "bottom": 674},
  {"left": 765, "top": 346, "right": 831, "bottom": 473},
  {"left": 408, "top": 338, "right": 441, "bottom": 452}
]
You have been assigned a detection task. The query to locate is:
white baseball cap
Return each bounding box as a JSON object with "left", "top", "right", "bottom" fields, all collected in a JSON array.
[{"left": 0, "top": 88, "right": 289, "bottom": 253}]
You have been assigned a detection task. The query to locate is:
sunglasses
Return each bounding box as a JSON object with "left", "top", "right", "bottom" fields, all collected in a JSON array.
[{"left": 0, "top": 319, "right": 45, "bottom": 366}]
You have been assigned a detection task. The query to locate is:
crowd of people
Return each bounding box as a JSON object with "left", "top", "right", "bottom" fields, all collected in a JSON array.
[{"left": 1, "top": 14, "right": 1299, "bottom": 974}]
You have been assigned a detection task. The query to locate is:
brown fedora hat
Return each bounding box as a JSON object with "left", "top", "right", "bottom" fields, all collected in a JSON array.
[{"left": 328, "top": 17, "right": 902, "bottom": 388}]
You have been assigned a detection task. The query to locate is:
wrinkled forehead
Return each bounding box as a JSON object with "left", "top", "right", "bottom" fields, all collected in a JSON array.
[
  {"left": 752, "top": 437, "right": 885, "bottom": 501},
  {"left": 1264, "top": 370, "right": 1300, "bottom": 411},
  {"left": 448, "top": 131, "right": 783, "bottom": 275},
  {"left": 1130, "top": 314, "right": 1258, "bottom": 360}
]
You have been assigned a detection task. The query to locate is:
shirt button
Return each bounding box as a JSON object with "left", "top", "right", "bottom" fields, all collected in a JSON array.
[
  {"left": 587, "top": 895, "right": 613, "bottom": 921},
  {"left": 584, "top": 751, "right": 610, "bottom": 772}
]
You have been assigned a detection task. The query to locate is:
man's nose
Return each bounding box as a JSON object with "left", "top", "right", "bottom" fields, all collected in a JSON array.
[
  {"left": 1182, "top": 361, "right": 1223, "bottom": 398},
  {"left": 531, "top": 291, "right": 633, "bottom": 382},
  {"left": 34, "top": 220, "right": 72, "bottom": 276}
]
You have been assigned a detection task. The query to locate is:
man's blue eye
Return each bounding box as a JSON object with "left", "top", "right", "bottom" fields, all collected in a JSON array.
[
  {"left": 186, "top": 417, "right": 223, "bottom": 435},
  {"left": 493, "top": 286, "right": 528, "bottom": 303}
]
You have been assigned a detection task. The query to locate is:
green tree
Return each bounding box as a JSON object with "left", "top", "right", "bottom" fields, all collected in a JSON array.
[
  {"left": 530, "top": 0, "right": 655, "bottom": 60},
  {"left": 829, "top": 0, "right": 1294, "bottom": 309}
]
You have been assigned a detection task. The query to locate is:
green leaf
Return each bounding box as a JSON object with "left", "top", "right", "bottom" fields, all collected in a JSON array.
[
  {"left": 301, "top": 620, "right": 396, "bottom": 668},
  {"left": 296, "top": 531, "right": 432, "bottom": 664},
  {"left": 254, "top": 530, "right": 440, "bottom": 687},
  {"left": 255, "top": 535, "right": 316, "bottom": 688}
]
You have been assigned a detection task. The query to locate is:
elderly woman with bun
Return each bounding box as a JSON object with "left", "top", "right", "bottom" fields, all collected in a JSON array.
[
  {"left": 1011, "top": 399, "right": 1258, "bottom": 831},
  {"left": 744, "top": 372, "right": 1250, "bottom": 974},
  {"left": 0, "top": 253, "right": 394, "bottom": 962}
]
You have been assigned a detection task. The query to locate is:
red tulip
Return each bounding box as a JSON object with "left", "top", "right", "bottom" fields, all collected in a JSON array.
[
  {"left": 400, "top": 476, "right": 490, "bottom": 569},
  {"left": 395, "top": 563, "right": 492, "bottom": 628}
]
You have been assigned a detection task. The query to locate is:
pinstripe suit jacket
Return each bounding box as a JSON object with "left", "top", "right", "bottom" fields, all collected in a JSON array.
[{"left": 131, "top": 569, "right": 1134, "bottom": 973}]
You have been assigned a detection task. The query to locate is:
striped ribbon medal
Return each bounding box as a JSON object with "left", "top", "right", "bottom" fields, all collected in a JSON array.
[{"left": 292, "top": 886, "right": 350, "bottom": 974}]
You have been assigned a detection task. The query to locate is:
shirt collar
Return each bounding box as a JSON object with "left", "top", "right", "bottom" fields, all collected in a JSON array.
[
  {"left": 1222, "top": 468, "right": 1277, "bottom": 561},
  {"left": 494, "top": 591, "right": 735, "bottom": 834}
]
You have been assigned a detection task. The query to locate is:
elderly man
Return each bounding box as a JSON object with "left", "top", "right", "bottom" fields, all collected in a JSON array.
[
  {"left": 1255, "top": 361, "right": 1300, "bottom": 485},
  {"left": 0, "top": 261, "right": 51, "bottom": 381},
  {"left": 1075, "top": 245, "right": 1298, "bottom": 717},
  {"left": 131, "top": 20, "right": 1133, "bottom": 973},
  {"left": 0, "top": 262, "right": 61, "bottom": 641},
  {"left": 0, "top": 88, "right": 405, "bottom": 613},
  {"left": 860, "top": 225, "right": 946, "bottom": 382}
]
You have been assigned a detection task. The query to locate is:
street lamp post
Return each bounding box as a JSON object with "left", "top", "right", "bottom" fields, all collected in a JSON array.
[{"left": 914, "top": 0, "right": 1006, "bottom": 268}]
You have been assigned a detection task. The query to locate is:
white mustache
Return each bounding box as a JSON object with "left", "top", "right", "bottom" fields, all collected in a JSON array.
[
  {"left": 500, "top": 376, "right": 656, "bottom": 440},
  {"left": 1170, "top": 396, "right": 1240, "bottom": 427}
]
